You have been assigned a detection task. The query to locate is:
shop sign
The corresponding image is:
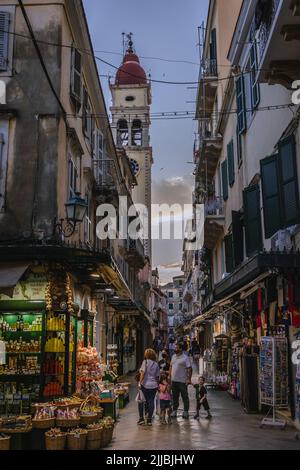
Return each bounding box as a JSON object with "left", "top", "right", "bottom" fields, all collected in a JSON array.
[{"left": 0, "top": 270, "right": 47, "bottom": 301}]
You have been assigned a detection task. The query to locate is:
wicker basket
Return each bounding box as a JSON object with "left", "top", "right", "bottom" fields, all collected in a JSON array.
[
  {"left": 67, "top": 431, "right": 87, "bottom": 451},
  {"left": 80, "top": 414, "right": 98, "bottom": 425},
  {"left": 0, "top": 435, "right": 11, "bottom": 451},
  {"left": 102, "top": 427, "right": 113, "bottom": 447},
  {"left": 45, "top": 433, "right": 66, "bottom": 451},
  {"left": 56, "top": 418, "right": 80, "bottom": 428},
  {"left": 87, "top": 439, "right": 101, "bottom": 450},
  {"left": 32, "top": 418, "right": 56, "bottom": 430},
  {"left": 87, "top": 427, "right": 103, "bottom": 441}
]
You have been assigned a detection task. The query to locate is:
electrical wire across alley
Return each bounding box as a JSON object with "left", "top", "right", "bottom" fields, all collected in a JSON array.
[{"left": 0, "top": 26, "right": 286, "bottom": 86}]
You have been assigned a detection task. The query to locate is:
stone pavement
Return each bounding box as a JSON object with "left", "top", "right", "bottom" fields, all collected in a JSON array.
[{"left": 107, "top": 378, "right": 300, "bottom": 450}]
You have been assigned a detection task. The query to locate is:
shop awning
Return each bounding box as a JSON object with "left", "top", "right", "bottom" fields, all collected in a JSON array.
[
  {"left": 0, "top": 262, "right": 30, "bottom": 298},
  {"left": 136, "top": 301, "right": 154, "bottom": 326},
  {"left": 191, "top": 271, "right": 273, "bottom": 326}
]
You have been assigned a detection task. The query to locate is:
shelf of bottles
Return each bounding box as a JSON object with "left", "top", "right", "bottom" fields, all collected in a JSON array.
[
  {"left": 43, "top": 312, "right": 67, "bottom": 399},
  {"left": 0, "top": 311, "right": 44, "bottom": 415},
  {"left": 42, "top": 311, "right": 77, "bottom": 399}
]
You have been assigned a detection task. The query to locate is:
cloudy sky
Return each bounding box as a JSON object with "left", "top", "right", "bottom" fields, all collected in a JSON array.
[{"left": 83, "top": 0, "right": 209, "bottom": 284}]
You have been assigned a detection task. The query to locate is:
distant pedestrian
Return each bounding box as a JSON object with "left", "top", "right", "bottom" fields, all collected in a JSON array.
[
  {"left": 159, "top": 373, "right": 172, "bottom": 425},
  {"left": 193, "top": 376, "right": 212, "bottom": 420},
  {"left": 138, "top": 349, "right": 160, "bottom": 426},
  {"left": 159, "top": 350, "right": 170, "bottom": 374},
  {"left": 168, "top": 340, "right": 175, "bottom": 358},
  {"left": 169, "top": 342, "right": 192, "bottom": 419}
]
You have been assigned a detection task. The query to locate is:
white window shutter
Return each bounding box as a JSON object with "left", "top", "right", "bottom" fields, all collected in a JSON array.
[{"left": 0, "top": 12, "right": 10, "bottom": 72}]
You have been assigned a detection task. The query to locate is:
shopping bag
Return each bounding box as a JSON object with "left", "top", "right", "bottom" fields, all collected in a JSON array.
[{"left": 135, "top": 390, "right": 146, "bottom": 403}]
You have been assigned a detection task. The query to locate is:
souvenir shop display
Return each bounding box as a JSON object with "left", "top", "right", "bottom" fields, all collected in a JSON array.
[
  {"left": 0, "top": 311, "right": 44, "bottom": 402},
  {"left": 67, "top": 427, "right": 88, "bottom": 450},
  {"left": 260, "top": 336, "right": 288, "bottom": 428},
  {"left": 0, "top": 415, "right": 32, "bottom": 433},
  {"left": 32, "top": 405, "right": 56, "bottom": 429},
  {"left": 76, "top": 346, "right": 104, "bottom": 398},
  {"left": 228, "top": 343, "right": 241, "bottom": 399}
]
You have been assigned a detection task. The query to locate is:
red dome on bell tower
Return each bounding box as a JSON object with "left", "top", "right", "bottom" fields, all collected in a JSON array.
[{"left": 115, "top": 36, "right": 147, "bottom": 86}]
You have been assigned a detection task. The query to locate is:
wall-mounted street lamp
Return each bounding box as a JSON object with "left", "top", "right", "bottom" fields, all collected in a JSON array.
[{"left": 53, "top": 192, "right": 87, "bottom": 238}]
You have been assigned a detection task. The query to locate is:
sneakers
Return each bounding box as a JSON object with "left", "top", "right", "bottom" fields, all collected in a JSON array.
[
  {"left": 137, "top": 419, "right": 145, "bottom": 425},
  {"left": 170, "top": 411, "right": 177, "bottom": 418},
  {"left": 147, "top": 419, "right": 153, "bottom": 426},
  {"left": 205, "top": 414, "right": 212, "bottom": 420},
  {"left": 182, "top": 411, "right": 189, "bottom": 419},
  {"left": 193, "top": 414, "right": 200, "bottom": 420}
]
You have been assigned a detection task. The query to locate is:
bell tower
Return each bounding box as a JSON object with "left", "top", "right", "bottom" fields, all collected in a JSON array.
[{"left": 110, "top": 34, "right": 153, "bottom": 260}]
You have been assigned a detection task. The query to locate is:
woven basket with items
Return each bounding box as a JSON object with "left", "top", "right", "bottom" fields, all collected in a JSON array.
[
  {"left": 0, "top": 434, "right": 11, "bottom": 451},
  {"left": 32, "top": 405, "right": 56, "bottom": 429},
  {"left": 67, "top": 428, "right": 88, "bottom": 451},
  {"left": 79, "top": 394, "right": 103, "bottom": 424},
  {"left": 45, "top": 428, "right": 67, "bottom": 451}
]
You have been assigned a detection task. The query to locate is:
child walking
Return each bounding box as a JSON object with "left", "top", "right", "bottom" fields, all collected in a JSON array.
[
  {"left": 194, "top": 376, "right": 212, "bottom": 420},
  {"left": 159, "top": 373, "right": 172, "bottom": 424}
]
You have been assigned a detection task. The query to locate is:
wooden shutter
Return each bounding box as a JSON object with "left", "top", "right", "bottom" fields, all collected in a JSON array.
[
  {"left": 244, "top": 185, "right": 262, "bottom": 256},
  {"left": 227, "top": 140, "right": 235, "bottom": 187},
  {"left": 236, "top": 75, "right": 246, "bottom": 134},
  {"left": 261, "top": 154, "right": 282, "bottom": 238},
  {"left": 232, "top": 211, "right": 244, "bottom": 267},
  {"left": 250, "top": 42, "right": 260, "bottom": 109},
  {"left": 224, "top": 234, "right": 234, "bottom": 273},
  {"left": 82, "top": 87, "right": 88, "bottom": 136},
  {"left": 236, "top": 125, "right": 242, "bottom": 166},
  {"left": 278, "top": 135, "right": 300, "bottom": 227},
  {"left": 210, "top": 29, "right": 217, "bottom": 75},
  {"left": 221, "top": 160, "right": 228, "bottom": 201},
  {"left": 71, "top": 48, "right": 82, "bottom": 103},
  {"left": 0, "top": 12, "right": 10, "bottom": 72}
]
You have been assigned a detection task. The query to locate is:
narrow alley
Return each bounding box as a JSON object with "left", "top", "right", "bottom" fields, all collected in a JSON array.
[{"left": 108, "top": 377, "right": 300, "bottom": 451}]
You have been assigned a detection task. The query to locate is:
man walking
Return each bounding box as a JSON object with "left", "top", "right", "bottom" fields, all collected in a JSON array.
[{"left": 169, "top": 342, "right": 193, "bottom": 419}]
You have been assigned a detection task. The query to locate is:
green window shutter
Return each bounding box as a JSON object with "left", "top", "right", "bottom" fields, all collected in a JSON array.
[
  {"left": 250, "top": 42, "right": 260, "bottom": 109},
  {"left": 261, "top": 154, "right": 282, "bottom": 239},
  {"left": 210, "top": 29, "right": 217, "bottom": 75},
  {"left": 0, "top": 12, "right": 10, "bottom": 72},
  {"left": 278, "top": 135, "right": 300, "bottom": 227},
  {"left": 227, "top": 140, "right": 235, "bottom": 187},
  {"left": 224, "top": 234, "right": 234, "bottom": 273},
  {"left": 71, "top": 48, "right": 82, "bottom": 104},
  {"left": 232, "top": 211, "right": 244, "bottom": 267},
  {"left": 236, "top": 75, "right": 246, "bottom": 134},
  {"left": 243, "top": 185, "right": 263, "bottom": 256},
  {"left": 236, "top": 126, "right": 243, "bottom": 166},
  {"left": 221, "top": 160, "right": 228, "bottom": 201}
]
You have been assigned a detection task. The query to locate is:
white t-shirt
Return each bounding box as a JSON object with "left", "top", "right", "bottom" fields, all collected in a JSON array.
[{"left": 171, "top": 353, "right": 192, "bottom": 383}]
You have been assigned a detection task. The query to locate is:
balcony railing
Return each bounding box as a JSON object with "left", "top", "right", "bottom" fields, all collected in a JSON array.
[
  {"left": 201, "top": 58, "right": 218, "bottom": 78},
  {"left": 93, "top": 158, "right": 117, "bottom": 191},
  {"left": 254, "top": 0, "right": 281, "bottom": 64},
  {"left": 205, "top": 196, "right": 224, "bottom": 217}
]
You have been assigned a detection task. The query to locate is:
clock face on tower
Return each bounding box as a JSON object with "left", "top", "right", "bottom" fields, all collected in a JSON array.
[{"left": 130, "top": 158, "right": 140, "bottom": 176}]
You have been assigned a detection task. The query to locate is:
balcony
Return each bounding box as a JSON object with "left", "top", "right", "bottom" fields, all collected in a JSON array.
[
  {"left": 196, "top": 58, "right": 218, "bottom": 118},
  {"left": 203, "top": 196, "right": 225, "bottom": 250},
  {"left": 92, "top": 159, "right": 118, "bottom": 201},
  {"left": 119, "top": 238, "right": 145, "bottom": 270},
  {"left": 195, "top": 126, "right": 222, "bottom": 185},
  {"left": 253, "top": 0, "right": 300, "bottom": 88}
]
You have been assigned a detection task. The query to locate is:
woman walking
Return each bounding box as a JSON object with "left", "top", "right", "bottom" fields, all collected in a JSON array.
[{"left": 137, "top": 348, "right": 160, "bottom": 426}]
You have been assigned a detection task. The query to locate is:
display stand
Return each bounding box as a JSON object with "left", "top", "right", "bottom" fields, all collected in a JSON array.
[{"left": 260, "top": 336, "right": 288, "bottom": 429}]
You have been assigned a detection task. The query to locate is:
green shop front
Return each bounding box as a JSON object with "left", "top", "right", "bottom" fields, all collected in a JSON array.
[{"left": 0, "top": 263, "right": 79, "bottom": 414}]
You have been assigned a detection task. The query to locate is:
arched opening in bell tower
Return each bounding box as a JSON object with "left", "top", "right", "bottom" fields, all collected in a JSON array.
[
  {"left": 132, "top": 119, "right": 142, "bottom": 146},
  {"left": 117, "top": 119, "right": 129, "bottom": 147}
]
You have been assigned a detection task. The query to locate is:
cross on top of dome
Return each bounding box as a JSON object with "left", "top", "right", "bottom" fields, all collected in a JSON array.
[{"left": 115, "top": 33, "right": 147, "bottom": 86}]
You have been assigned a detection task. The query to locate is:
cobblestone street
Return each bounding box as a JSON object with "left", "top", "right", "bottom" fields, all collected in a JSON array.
[{"left": 108, "top": 379, "right": 300, "bottom": 451}]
